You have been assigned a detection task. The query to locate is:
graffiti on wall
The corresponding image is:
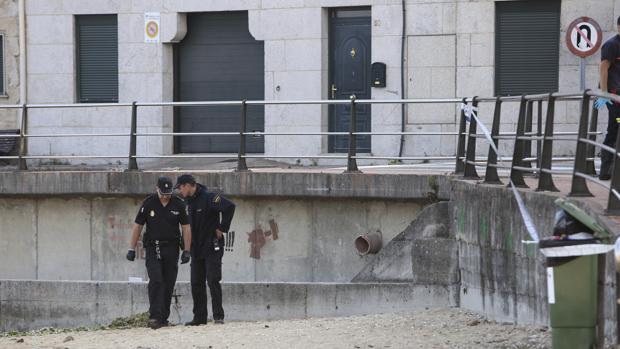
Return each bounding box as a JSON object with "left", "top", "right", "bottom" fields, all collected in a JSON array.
[{"left": 247, "top": 219, "right": 279, "bottom": 259}]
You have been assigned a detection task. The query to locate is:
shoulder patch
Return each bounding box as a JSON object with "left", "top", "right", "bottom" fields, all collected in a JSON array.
[{"left": 213, "top": 193, "right": 221, "bottom": 204}]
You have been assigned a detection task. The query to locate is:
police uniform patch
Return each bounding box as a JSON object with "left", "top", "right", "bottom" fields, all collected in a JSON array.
[
  {"left": 150, "top": 210, "right": 155, "bottom": 217},
  {"left": 214, "top": 194, "right": 221, "bottom": 204}
]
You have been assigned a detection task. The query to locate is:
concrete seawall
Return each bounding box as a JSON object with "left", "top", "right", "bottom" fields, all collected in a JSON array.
[
  {"left": 1, "top": 171, "right": 618, "bottom": 340},
  {"left": 0, "top": 280, "right": 459, "bottom": 332}
]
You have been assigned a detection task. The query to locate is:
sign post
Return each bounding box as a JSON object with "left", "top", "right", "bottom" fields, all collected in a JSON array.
[{"left": 565, "top": 17, "right": 603, "bottom": 90}]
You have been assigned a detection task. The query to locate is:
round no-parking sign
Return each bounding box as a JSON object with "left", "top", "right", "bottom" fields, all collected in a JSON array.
[{"left": 566, "top": 17, "right": 602, "bottom": 58}]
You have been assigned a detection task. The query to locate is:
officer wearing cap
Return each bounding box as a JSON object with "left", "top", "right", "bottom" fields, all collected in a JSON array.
[
  {"left": 126, "top": 176, "right": 192, "bottom": 329},
  {"left": 175, "top": 174, "right": 235, "bottom": 326}
]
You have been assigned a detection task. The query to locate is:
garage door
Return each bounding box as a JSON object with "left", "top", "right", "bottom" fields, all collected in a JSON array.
[{"left": 175, "top": 12, "right": 264, "bottom": 153}]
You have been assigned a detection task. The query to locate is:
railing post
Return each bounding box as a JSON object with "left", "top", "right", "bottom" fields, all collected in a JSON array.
[
  {"left": 346, "top": 95, "right": 359, "bottom": 173},
  {"left": 606, "top": 118, "right": 620, "bottom": 213},
  {"left": 464, "top": 97, "right": 480, "bottom": 179},
  {"left": 522, "top": 99, "right": 533, "bottom": 171},
  {"left": 537, "top": 93, "right": 559, "bottom": 192},
  {"left": 237, "top": 100, "right": 249, "bottom": 172},
  {"left": 509, "top": 96, "right": 528, "bottom": 187},
  {"left": 484, "top": 97, "right": 503, "bottom": 184},
  {"left": 455, "top": 98, "right": 468, "bottom": 174},
  {"left": 18, "top": 103, "right": 28, "bottom": 171},
  {"left": 536, "top": 100, "right": 543, "bottom": 171},
  {"left": 127, "top": 101, "right": 139, "bottom": 171},
  {"left": 585, "top": 105, "right": 598, "bottom": 176},
  {"left": 569, "top": 90, "right": 593, "bottom": 197}
]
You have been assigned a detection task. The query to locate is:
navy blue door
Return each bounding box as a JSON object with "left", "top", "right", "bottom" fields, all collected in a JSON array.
[{"left": 329, "top": 8, "right": 372, "bottom": 153}]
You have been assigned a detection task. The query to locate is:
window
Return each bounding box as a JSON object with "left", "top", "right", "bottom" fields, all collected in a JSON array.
[
  {"left": 76, "top": 15, "right": 118, "bottom": 103},
  {"left": 495, "top": 0, "right": 561, "bottom": 96},
  {"left": 0, "top": 34, "right": 5, "bottom": 96}
]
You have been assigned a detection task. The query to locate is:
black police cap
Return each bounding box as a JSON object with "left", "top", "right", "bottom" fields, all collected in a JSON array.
[
  {"left": 175, "top": 174, "right": 196, "bottom": 188},
  {"left": 157, "top": 176, "right": 174, "bottom": 194}
]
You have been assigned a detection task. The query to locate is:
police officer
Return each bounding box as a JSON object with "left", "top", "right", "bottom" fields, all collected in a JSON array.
[
  {"left": 126, "top": 176, "right": 192, "bottom": 329},
  {"left": 175, "top": 174, "right": 235, "bottom": 326},
  {"left": 596, "top": 16, "right": 620, "bottom": 180}
]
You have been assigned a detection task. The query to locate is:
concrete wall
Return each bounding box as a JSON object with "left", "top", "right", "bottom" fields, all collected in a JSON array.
[
  {"left": 0, "top": 280, "right": 459, "bottom": 331},
  {"left": 0, "top": 0, "right": 20, "bottom": 130},
  {"left": 452, "top": 180, "right": 619, "bottom": 343},
  {"left": 11, "top": 0, "right": 616, "bottom": 166},
  {"left": 0, "top": 195, "right": 423, "bottom": 283}
]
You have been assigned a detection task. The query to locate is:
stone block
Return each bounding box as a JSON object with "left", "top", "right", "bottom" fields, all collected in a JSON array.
[
  {"left": 27, "top": 44, "right": 74, "bottom": 75},
  {"left": 265, "top": 40, "right": 286, "bottom": 72},
  {"left": 273, "top": 70, "right": 322, "bottom": 100},
  {"left": 27, "top": 74, "right": 74, "bottom": 103},
  {"left": 408, "top": 3, "right": 443, "bottom": 35},
  {"left": 457, "top": 34, "right": 471, "bottom": 67},
  {"left": 285, "top": 39, "right": 322, "bottom": 71},
  {"left": 27, "top": 15, "right": 73, "bottom": 45},
  {"left": 118, "top": 43, "right": 162, "bottom": 74},
  {"left": 372, "top": 35, "right": 402, "bottom": 68},
  {"left": 456, "top": 66, "right": 494, "bottom": 97},
  {"left": 470, "top": 33, "right": 493, "bottom": 67},
  {"left": 37, "top": 199, "right": 92, "bottom": 280},
  {"left": 0, "top": 200, "right": 37, "bottom": 279},
  {"left": 408, "top": 35, "right": 456, "bottom": 68},
  {"left": 372, "top": 4, "right": 403, "bottom": 37},
  {"left": 259, "top": 8, "right": 322, "bottom": 40},
  {"left": 407, "top": 103, "right": 456, "bottom": 124},
  {"left": 456, "top": 2, "right": 494, "bottom": 34}
]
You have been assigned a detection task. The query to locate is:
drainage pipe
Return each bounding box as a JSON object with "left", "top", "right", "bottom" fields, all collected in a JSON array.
[{"left": 354, "top": 233, "right": 382, "bottom": 255}]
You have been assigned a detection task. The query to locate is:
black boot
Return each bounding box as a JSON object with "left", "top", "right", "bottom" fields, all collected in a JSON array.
[
  {"left": 185, "top": 318, "right": 207, "bottom": 326},
  {"left": 600, "top": 150, "right": 613, "bottom": 180}
]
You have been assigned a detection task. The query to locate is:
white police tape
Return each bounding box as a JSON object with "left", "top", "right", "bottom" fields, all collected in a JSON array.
[
  {"left": 461, "top": 103, "right": 478, "bottom": 123},
  {"left": 462, "top": 102, "right": 540, "bottom": 243}
]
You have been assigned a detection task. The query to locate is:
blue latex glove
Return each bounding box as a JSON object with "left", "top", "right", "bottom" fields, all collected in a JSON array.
[{"left": 594, "top": 97, "right": 612, "bottom": 110}]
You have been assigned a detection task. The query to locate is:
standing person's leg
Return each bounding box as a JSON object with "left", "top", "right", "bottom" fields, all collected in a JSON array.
[
  {"left": 145, "top": 247, "right": 165, "bottom": 326},
  {"left": 188, "top": 258, "right": 208, "bottom": 324},
  {"left": 206, "top": 249, "right": 224, "bottom": 322},
  {"left": 161, "top": 245, "right": 179, "bottom": 324},
  {"left": 602, "top": 101, "right": 620, "bottom": 179}
]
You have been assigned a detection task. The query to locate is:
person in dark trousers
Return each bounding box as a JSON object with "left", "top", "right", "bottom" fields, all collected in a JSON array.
[
  {"left": 595, "top": 16, "right": 620, "bottom": 180},
  {"left": 175, "top": 174, "right": 235, "bottom": 326},
  {"left": 126, "top": 176, "right": 192, "bottom": 329}
]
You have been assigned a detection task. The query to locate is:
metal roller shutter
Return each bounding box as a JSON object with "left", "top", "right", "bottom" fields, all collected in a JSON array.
[
  {"left": 175, "top": 11, "right": 265, "bottom": 154},
  {"left": 76, "top": 15, "right": 118, "bottom": 103},
  {"left": 495, "top": 0, "right": 561, "bottom": 96}
]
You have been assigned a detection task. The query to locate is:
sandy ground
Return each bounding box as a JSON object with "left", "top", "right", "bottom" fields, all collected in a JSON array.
[{"left": 0, "top": 308, "right": 550, "bottom": 349}]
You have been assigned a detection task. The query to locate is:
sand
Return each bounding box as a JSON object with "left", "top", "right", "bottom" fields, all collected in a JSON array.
[{"left": 0, "top": 308, "right": 550, "bottom": 349}]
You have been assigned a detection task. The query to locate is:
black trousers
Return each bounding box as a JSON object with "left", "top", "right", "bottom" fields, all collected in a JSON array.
[
  {"left": 145, "top": 245, "right": 179, "bottom": 322},
  {"left": 190, "top": 249, "right": 224, "bottom": 321},
  {"left": 604, "top": 101, "right": 620, "bottom": 155}
]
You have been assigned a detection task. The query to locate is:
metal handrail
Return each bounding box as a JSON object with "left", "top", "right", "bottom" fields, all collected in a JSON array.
[{"left": 1, "top": 90, "right": 619, "bottom": 212}]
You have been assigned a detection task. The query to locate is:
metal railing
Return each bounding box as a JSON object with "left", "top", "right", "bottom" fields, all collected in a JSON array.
[{"left": 0, "top": 90, "right": 618, "bottom": 213}]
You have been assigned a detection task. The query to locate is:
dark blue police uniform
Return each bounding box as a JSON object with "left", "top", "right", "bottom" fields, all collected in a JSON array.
[
  {"left": 135, "top": 194, "right": 189, "bottom": 324},
  {"left": 186, "top": 183, "right": 235, "bottom": 323},
  {"left": 600, "top": 34, "right": 620, "bottom": 174}
]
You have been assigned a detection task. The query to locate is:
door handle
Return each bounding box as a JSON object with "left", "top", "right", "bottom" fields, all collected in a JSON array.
[{"left": 331, "top": 84, "right": 338, "bottom": 99}]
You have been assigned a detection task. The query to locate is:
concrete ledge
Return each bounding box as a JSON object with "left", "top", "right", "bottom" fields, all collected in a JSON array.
[
  {"left": 0, "top": 280, "right": 459, "bottom": 331},
  {"left": 0, "top": 171, "right": 451, "bottom": 200}
]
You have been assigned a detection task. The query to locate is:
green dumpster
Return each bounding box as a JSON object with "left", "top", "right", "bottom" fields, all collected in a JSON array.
[
  {"left": 548, "top": 255, "right": 598, "bottom": 349},
  {"left": 542, "top": 198, "right": 613, "bottom": 349}
]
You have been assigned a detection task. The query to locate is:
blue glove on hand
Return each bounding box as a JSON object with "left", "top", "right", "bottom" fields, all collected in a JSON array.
[{"left": 594, "top": 97, "right": 612, "bottom": 110}]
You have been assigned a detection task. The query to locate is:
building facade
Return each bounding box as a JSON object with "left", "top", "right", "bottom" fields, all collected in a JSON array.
[
  {"left": 2, "top": 0, "right": 619, "bottom": 165},
  {"left": 0, "top": 0, "right": 19, "bottom": 130}
]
